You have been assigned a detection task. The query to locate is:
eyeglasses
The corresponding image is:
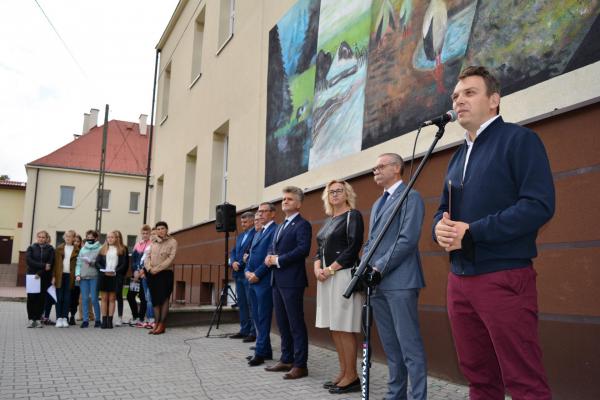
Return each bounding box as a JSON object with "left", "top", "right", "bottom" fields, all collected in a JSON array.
[
  {"left": 328, "top": 189, "right": 344, "bottom": 196},
  {"left": 371, "top": 162, "right": 396, "bottom": 173},
  {"left": 257, "top": 209, "right": 272, "bottom": 214}
]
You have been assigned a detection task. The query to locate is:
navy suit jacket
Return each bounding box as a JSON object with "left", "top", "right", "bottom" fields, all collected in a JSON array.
[
  {"left": 270, "top": 214, "right": 312, "bottom": 288},
  {"left": 363, "top": 182, "right": 425, "bottom": 291},
  {"left": 229, "top": 228, "right": 256, "bottom": 279},
  {"left": 245, "top": 223, "right": 277, "bottom": 286}
]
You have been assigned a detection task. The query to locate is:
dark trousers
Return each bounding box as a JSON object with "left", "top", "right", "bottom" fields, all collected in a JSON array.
[
  {"left": 235, "top": 274, "right": 253, "bottom": 336},
  {"left": 447, "top": 267, "right": 551, "bottom": 400},
  {"left": 69, "top": 285, "right": 80, "bottom": 317},
  {"left": 272, "top": 285, "right": 308, "bottom": 368},
  {"left": 27, "top": 293, "right": 44, "bottom": 320},
  {"left": 249, "top": 283, "right": 273, "bottom": 358},
  {"left": 116, "top": 275, "right": 124, "bottom": 317},
  {"left": 127, "top": 282, "right": 147, "bottom": 320},
  {"left": 55, "top": 273, "right": 71, "bottom": 319}
]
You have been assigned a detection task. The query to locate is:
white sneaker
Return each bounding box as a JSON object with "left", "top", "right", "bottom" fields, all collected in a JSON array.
[
  {"left": 62, "top": 318, "right": 69, "bottom": 328},
  {"left": 56, "top": 318, "right": 64, "bottom": 328},
  {"left": 27, "top": 320, "right": 36, "bottom": 328},
  {"left": 115, "top": 317, "right": 122, "bottom": 327},
  {"left": 34, "top": 320, "right": 43, "bottom": 328},
  {"left": 130, "top": 318, "right": 140, "bottom": 326}
]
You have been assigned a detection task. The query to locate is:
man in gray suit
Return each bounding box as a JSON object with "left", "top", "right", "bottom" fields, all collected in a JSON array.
[{"left": 363, "top": 153, "right": 427, "bottom": 400}]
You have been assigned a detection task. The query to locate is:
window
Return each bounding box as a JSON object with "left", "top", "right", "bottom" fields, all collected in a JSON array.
[
  {"left": 209, "top": 121, "right": 229, "bottom": 219},
  {"left": 190, "top": 8, "right": 205, "bottom": 85},
  {"left": 59, "top": 186, "right": 74, "bottom": 207},
  {"left": 55, "top": 231, "right": 65, "bottom": 246},
  {"left": 155, "top": 176, "right": 164, "bottom": 222},
  {"left": 183, "top": 148, "right": 197, "bottom": 225},
  {"left": 217, "top": 0, "right": 235, "bottom": 53},
  {"left": 160, "top": 64, "right": 171, "bottom": 123},
  {"left": 97, "top": 189, "right": 110, "bottom": 210},
  {"left": 129, "top": 192, "right": 140, "bottom": 213},
  {"left": 126, "top": 235, "right": 137, "bottom": 253}
]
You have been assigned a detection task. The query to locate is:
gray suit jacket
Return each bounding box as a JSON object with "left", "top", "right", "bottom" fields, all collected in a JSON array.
[{"left": 363, "top": 182, "right": 425, "bottom": 290}]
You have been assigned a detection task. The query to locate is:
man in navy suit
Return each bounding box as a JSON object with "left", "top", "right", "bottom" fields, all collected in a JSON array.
[
  {"left": 229, "top": 211, "right": 256, "bottom": 340},
  {"left": 364, "top": 153, "right": 427, "bottom": 400},
  {"left": 264, "top": 186, "right": 312, "bottom": 380},
  {"left": 245, "top": 203, "right": 277, "bottom": 366}
]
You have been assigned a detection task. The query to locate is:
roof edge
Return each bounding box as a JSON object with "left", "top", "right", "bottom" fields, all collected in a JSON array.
[
  {"left": 26, "top": 164, "right": 147, "bottom": 178},
  {"left": 156, "top": 0, "right": 190, "bottom": 50}
]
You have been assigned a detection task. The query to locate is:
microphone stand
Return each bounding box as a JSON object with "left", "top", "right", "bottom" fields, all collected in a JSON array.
[{"left": 344, "top": 123, "right": 448, "bottom": 399}]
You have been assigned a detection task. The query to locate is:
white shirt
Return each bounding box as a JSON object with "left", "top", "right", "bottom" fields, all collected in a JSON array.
[
  {"left": 463, "top": 115, "right": 500, "bottom": 179},
  {"left": 106, "top": 246, "right": 118, "bottom": 272},
  {"left": 385, "top": 179, "right": 403, "bottom": 197},
  {"left": 63, "top": 245, "right": 73, "bottom": 273}
]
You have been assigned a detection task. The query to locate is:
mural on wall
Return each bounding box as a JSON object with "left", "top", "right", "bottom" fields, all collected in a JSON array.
[
  {"left": 308, "top": 0, "right": 371, "bottom": 170},
  {"left": 266, "top": 0, "right": 600, "bottom": 185},
  {"left": 265, "top": 0, "right": 320, "bottom": 187}
]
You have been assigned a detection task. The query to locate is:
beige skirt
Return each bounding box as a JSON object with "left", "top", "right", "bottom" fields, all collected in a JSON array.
[{"left": 315, "top": 268, "right": 364, "bottom": 332}]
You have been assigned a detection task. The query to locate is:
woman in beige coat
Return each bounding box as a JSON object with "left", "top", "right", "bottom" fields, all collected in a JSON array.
[{"left": 142, "top": 221, "right": 177, "bottom": 335}]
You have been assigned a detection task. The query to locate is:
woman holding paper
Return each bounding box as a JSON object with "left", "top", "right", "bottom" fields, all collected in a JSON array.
[
  {"left": 25, "top": 230, "right": 55, "bottom": 328},
  {"left": 95, "top": 230, "right": 128, "bottom": 329},
  {"left": 52, "top": 230, "right": 80, "bottom": 328}
]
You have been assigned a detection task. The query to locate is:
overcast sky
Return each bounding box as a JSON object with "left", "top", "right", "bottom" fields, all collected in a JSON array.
[{"left": 0, "top": 0, "right": 179, "bottom": 182}]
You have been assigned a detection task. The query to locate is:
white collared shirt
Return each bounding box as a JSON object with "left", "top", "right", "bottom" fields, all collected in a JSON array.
[
  {"left": 463, "top": 115, "right": 500, "bottom": 178},
  {"left": 384, "top": 179, "right": 404, "bottom": 197},
  {"left": 262, "top": 220, "right": 275, "bottom": 231}
]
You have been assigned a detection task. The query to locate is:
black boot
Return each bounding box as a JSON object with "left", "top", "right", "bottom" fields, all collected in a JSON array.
[
  {"left": 68, "top": 315, "right": 76, "bottom": 326},
  {"left": 108, "top": 316, "right": 113, "bottom": 329},
  {"left": 101, "top": 316, "right": 107, "bottom": 329}
]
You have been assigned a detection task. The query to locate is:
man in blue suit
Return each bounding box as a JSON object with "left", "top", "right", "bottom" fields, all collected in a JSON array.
[
  {"left": 363, "top": 153, "right": 427, "bottom": 400},
  {"left": 245, "top": 203, "right": 277, "bottom": 366},
  {"left": 264, "top": 186, "right": 312, "bottom": 380},
  {"left": 229, "top": 211, "right": 256, "bottom": 340}
]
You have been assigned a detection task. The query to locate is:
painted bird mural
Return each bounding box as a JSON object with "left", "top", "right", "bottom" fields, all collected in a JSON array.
[{"left": 422, "top": 0, "right": 448, "bottom": 93}]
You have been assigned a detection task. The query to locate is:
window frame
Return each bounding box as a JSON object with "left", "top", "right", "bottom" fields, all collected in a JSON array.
[{"left": 59, "top": 185, "right": 75, "bottom": 208}]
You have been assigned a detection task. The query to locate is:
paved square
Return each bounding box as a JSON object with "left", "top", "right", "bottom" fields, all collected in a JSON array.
[{"left": 0, "top": 301, "right": 470, "bottom": 399}]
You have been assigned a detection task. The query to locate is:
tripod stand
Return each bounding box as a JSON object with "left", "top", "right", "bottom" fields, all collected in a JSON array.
[
  {"left": 345, "top": 123, "right": 449, "bottom": 399},
  {"left": 206, "top": 231, "right": 238, "bottom": 337}
]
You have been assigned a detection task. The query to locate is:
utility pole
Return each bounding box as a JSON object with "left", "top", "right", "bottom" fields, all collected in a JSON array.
[{"left": 95, "top": 104, "right": 109, "bottom": 234}]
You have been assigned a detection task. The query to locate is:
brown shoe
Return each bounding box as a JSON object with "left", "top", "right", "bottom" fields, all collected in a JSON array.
[
  {"left": 283, "top": 367, "right": 308, "bottom": 380},
  {"left": 264, "top": 362, "right": 293, "bottom": 372}
]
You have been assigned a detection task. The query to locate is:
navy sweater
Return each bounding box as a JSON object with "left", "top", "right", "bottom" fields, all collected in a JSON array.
[{"left": 432, "top": 117, "right": 555, "bottom": 275}]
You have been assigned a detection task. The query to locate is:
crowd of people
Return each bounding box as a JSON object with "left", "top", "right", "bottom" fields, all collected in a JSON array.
[
  {"left": 227, "top": 66, "right": 555, "bottom": 399},
  {"left": 25, "top": 222, "right": 177, "bottom": 336},
  {"left": 24, "top": 66, "right": 554, "bottom": 399}
]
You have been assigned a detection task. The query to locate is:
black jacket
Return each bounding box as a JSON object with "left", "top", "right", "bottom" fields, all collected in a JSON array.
[
  {"left": 26, "top": 243, "right": 55, "bottom": 276},
  {"left": 95, "top": 251, "right": 129, "bottom": 277},
  {"left": 315, "top": 209, "right": 364, "bottom": 269}
]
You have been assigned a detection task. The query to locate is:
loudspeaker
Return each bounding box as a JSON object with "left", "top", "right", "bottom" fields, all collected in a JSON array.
[{"left": 215, "top": 203, "right": 236, "bottom": 232}]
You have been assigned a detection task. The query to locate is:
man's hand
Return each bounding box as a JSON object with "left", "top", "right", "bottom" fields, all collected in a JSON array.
[
  {"left": 232, "top": 261, "right": 240, "bottom": 272},
  {"left": 242, "top": 253, "right": 249, "bottom": 263},
  {"left": 264, "top": 255, "right": 277, "bottom": 267},
  {"left": 435, "top": 212, "right": 469, "bottom": 252},
  {"left": 247, "top": 272, "right": 259, "bottom": 283}
]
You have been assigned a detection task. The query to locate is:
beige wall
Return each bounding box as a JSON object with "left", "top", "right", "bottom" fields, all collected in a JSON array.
[
  {"left": 150, "top": 0, "right": 600, "bottom": 231},
  {"left": 0, "top": 187, "right": 25, "bottom": 263},
  {"left": 21, "top": 166, "right": 146, "bottom": 249}
]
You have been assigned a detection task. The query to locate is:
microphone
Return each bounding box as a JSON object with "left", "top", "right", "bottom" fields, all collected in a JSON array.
[{"left": 421, "top": 110, "right": 457, "bottom": 127}]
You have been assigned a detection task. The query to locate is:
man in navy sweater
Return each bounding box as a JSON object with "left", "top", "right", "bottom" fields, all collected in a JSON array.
[{"left": 433, "top": 66, "right": 554, "bottom": 400}]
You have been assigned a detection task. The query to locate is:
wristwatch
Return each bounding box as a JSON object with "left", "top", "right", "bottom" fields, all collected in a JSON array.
[{"left": 328, "top": 266, "right": 336, "bottom": 276}]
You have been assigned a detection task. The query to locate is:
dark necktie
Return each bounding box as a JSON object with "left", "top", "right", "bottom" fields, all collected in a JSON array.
[
  {"left": 375, "top": 191, "right": 389, "bottom": 218},
  {"left": 277, "top": 219, "right": 289, "bottom": 241}
]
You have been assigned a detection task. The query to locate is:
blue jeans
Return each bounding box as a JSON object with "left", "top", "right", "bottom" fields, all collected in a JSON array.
[
  {"left": 142, "top": 277, "right": 154, "bottom": 319},
  {"left": 235, "top": 275, "right": 254, "bottom": 336},
  {"left": 79, "top": 278, "right": 100, "bottom": 322},
  {"left": 56, "top": 273, "right": 71, "bottom": 319}
]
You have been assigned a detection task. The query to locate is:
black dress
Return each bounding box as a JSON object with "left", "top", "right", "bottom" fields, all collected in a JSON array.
[{"left": 96, "top": 251, "right": 127, "bottom": 292}]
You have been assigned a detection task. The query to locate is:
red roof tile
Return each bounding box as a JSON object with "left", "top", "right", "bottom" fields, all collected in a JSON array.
[
  {"left": 28, "top": 120, "right": 150, "bottom": 176},
  {"left": 0, "top": 180, "right": 26, "bottom": 189}
]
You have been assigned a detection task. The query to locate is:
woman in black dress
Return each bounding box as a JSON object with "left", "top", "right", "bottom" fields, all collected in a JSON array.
[{"left": 314, "top": 180, "right": 364, "bottom": 394}]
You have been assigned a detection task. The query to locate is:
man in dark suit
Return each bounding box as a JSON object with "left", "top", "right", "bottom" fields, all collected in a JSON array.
[
  {"left": 364, "top": 153, "right": 427, "bottom": 400},
  {"left": 245, "top": 203, "right": 277, "bottom": 366},
  {"left": 229, "top": 211, "right": 256, "bottom": 340},
  {"left": 264, "top": 186, "right": 312, "bottom": 380}
]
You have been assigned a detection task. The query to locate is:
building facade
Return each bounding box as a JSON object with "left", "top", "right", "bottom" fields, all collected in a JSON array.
[
  {"left": 0, "top": 180, "right": 26, "bottom": 264},
  {"left": 150, "top": 1, "right": 600, "bottom": 398},
  {"left": 19, "top": 111, "right": 150, "bottom": 283}
]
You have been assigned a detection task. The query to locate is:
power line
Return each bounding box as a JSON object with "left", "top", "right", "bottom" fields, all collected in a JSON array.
[{"left": 33, "top": 0, "right": 87, "bottom": 77}]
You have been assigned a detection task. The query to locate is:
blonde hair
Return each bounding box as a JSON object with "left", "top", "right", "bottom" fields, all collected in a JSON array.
[
  {"left": 63, "top": 230, "right": 76, "bottom": 241},
  {"left": 36, "top": 230, "right": 50, "bottom": 242},
  {"left": 321, "top": 180, "right": 357, "bottom": 216},
  {"left": 100, "top": 230, "right": 126, "bottom": 255}
]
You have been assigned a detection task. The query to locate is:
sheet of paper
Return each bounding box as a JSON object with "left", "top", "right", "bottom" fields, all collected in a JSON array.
[
  {"left": 47, "top": 285, "right": 57, "bottom": 302},
  {"left": 26, "top": 274, "right": 41, "bottom": 294}
]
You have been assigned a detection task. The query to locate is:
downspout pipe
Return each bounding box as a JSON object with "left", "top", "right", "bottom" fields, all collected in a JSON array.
[{"left": 143, "top": 48, "right": 160, "bottom": 224}]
